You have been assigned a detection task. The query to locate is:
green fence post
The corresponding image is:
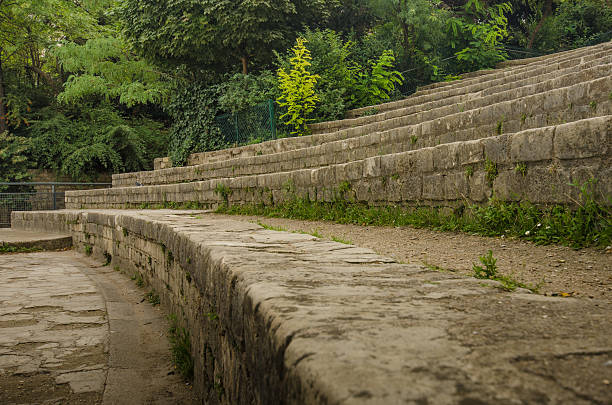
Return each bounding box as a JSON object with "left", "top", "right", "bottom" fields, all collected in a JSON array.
[{"left": 268, "top": 99, "right": 276, "bottom": 139}]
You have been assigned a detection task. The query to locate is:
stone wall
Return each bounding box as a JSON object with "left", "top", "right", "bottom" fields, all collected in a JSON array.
[
  {"left": 69, "top": 117, "right": 611, "bottom": 209},
  {"left": 11, "top": 209, "right": 612, "bottom": 404}
]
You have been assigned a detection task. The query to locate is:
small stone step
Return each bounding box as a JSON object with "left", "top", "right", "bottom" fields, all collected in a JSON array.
[{"left": 0, "top": 229, "right": 72, "bottom": 251}]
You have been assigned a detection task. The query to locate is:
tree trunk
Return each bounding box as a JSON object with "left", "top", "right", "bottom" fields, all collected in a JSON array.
[
  {"left": 241, "top": 56, "right": 248, "bottom": 75},
  {"left": 527, "top": 0, "right": 553, "bottom": 49},
  {"left": 0, "top": 51, "right": 7, "bottom": 134}
]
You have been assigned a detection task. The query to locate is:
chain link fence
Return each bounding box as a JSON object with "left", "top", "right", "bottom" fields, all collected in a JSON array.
[
  {"left": 214, "top": 100, "right": 277, "bottom": 147},
  {"left": 0, "top": 182, "right": 111, "bottom": 228}
]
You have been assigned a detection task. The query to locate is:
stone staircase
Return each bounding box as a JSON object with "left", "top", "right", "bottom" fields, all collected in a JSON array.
[{"left": 68, "top": 42, "right": 612, "bottom": 209}]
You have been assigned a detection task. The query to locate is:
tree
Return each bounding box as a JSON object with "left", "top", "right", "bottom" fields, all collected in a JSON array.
[
  {"left": 0, "top": 131, "right": 30, "bottom": 190},
  {"left": 119, "top": 0, "right": 338, "bottom": 75},
  {"left": 54, "top": 37, "right": 171, "bottom": 108}
]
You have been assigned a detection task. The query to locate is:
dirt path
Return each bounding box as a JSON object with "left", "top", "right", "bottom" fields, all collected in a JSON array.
[{"left": 210, "top": 213, "right": 611, "bottom": 299}]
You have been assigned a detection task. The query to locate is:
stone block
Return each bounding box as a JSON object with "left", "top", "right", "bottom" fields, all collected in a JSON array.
[
  {"left": 554, "top": 117, "right": 609, "bottom": 160},
  {"left": 422, "top": 174, "right": 445, "bottom": 201},
  {"left": 458, "top": 140, "right": 484, "bottom": 165},
  {"left": 364, "top": 157, "right": 381, "bottom": 179},
  {"left": 469, "top": 172, "right": 491, "bottom": 202},
  {"left": 433, "top": 143, "right": 459, "bottom": 170},
  {"left": 510, "top": 127, "right": 554, "bottom": 162},
  {"left": 481, "top": 135, "right": 510, "bottom": 164}
]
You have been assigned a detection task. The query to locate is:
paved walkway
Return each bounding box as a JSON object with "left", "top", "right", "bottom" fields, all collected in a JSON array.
[{"left": 0, "top": 251, "right": 197, "bottom": 405}]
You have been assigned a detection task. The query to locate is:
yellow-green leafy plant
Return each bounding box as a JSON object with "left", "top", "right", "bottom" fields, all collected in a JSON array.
[{"left": 277, "top": 38, "right": 320, "bottom": 136}]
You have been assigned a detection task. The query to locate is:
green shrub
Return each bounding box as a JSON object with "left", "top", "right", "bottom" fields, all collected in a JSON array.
[{"left": 277, "top": 38, "right": 321, "bottom": 136}]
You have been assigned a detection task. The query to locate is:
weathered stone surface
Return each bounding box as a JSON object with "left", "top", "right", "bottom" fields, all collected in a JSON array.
[
  {"left": 11, "top": 210, "right": 612, "bottom": 405},
  {"left": 66, "top": 117, "right": 612, "bottom": 209}
]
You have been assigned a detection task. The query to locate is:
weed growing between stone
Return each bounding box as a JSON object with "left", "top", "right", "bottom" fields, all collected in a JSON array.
[
  {"left": 217, "top": 185, "right": 610, "bottom": 249},
  {"left": 472, "top": 250, "right": 541, "bottom": 292},
  {"left": 331, "top": 236, "right": 353, "bottom": 244},
  {"left": 145, "top": 290, "right": 160, "bottom": 306},
  {"left": 131, "top": 272, "right": 144, "bottom": 287},
  {"left": 0, "top": 244, "right": 43, "bottom": 254},
  {"left": 168, "top": 314, "right": 194, "bottom": 380}
]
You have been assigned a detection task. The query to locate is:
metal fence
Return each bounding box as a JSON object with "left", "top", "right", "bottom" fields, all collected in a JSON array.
[
  {"left": 0, "top": 182, "right": 111, "bottom": 228},
  {"left": 214, "top": 99, "right": 277, "bottom": 147}
]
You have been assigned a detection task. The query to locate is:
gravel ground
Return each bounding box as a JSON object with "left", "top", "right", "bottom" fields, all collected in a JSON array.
[{"left": 210, "top": 213, "right": 611, "bottom": 299}]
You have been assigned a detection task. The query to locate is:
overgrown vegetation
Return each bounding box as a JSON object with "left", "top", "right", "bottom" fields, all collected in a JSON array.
[
  {"left": 217, "top": 182, "right": 610, "bottom": 249},
  {"left": 4, "top": 0, "right": 610, "bottom": 174},
  {"left": 167, "top": 314, "right": 194, "bottom": 380},
  {"left": 0, "top": 244, "right": 43, "bottom": 254}
]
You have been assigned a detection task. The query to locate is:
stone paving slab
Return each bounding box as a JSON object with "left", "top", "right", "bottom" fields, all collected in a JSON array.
[
  {"left": 0, "top": 250, "right": 197, "bottom": 405},
  {"left": 0, "top": 229, "right": 72, "bottom": 251},
  {"left": 11, "top": 210, "right": 612, "bottom": 404}
]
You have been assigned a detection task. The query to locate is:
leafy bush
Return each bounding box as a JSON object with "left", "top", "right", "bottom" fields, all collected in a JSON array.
[
  {"left": 218, "top": 71, "right": 279, "bottom": 113},
  {"left": 27, "top": 104, "right": 161, "bottom": 180},
  {"left": 530, "top": 0, "right": 612, "bottom": 52},
  {"left": 277, "top": 38, "right": 321, "bottom": 136},
  {"left": 353, "top": 50, "right": 404, "bottom": 107},
  {"left": 276, "top": 29, "right": 404, "bottom": 123},
  {"left": 167, "top": 81, "right": 224, "bottom": 166},
  {"left": 0, "top": 131, "right": 31, "bottom": 191},
  {"left": 448, "top": 1, "right": 512, "bottom": 71}
]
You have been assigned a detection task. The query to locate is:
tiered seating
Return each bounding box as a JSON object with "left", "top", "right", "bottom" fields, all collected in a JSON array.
[{"left": 68, "top": 42, "right": 612, "bottom": 209}]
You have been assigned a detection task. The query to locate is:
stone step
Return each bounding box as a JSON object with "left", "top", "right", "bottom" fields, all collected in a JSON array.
[
  {"left": 345, "top": 41, "right": 611, "bottom": 118},
  {"left": 114, "top": 74, "right": 612, "bottom": 187},
  {"left": 313, "top": 47, "right": 612, "bottom": 134},
  {"left": 154, "top": 45, "right": 611, "bottom": 171},
  {"left": 70, "top": 116, "right": 611, "bottom": 209},
  {"left": 0, "top": 229, "right": 72, "bottom": 251}
]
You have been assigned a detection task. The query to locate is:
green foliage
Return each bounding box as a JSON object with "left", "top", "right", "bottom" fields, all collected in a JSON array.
[
  {"left": 353, "top": 50, "right": 404, "bottom": 106},
  {"left": 214, "top": 183, "right": 232, "bottom": 205},
  {"left": 0, "top": 244, "right": 43, "bottom": 254},
  {"left": 145, "top": 290, "right": 160, "bottom": 306},
  {"left": 277, "top": 38, "right": 321, "bottom": 136},
  {"left": 472, "top": 250, "right": 498, "bottom": 279},
  {"left": 515, "top": 162, "right": 527, "bottom": 176},
  {"left": 448, "top": 1, "right": 513, "bottom": 70},
  {"left": 485, "top": 158, "right": 498, "bottom": 186},
  {"left": 471, "top": 250, "right": 535, "bottom": 291},
  {"left": 217, "top": 180, "right": 610, "bottom": 249},
  {"left": 119, "top": 0, "right": 336, "bottom": 73},
  {"left": 167, "top": 82, "right": 223, "bottom": 166},
  {"left": 276, "top": 29, "right": 404, "bottom": 123},
  {"left": 218, "top": 71, "right": 279, "bottom": 113},
  {"left": 27, "top": 105, "right": 162, "bottom": 180},
  {"left": 0, "top": 131, "right": 31, "bottom": 191},
  {"left": 55, "top": 37, "right": 172, "bottom": 108},
  {"left": 528, "top": 0, "right": 612, "bottom": 52},
  {"left": 167, "top": 315, "right": 194, "bottom": 380}
]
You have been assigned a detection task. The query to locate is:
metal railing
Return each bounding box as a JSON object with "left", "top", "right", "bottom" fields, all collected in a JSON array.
[{"left": 0, "top": 182, "right": 111, "bottom": 228}]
